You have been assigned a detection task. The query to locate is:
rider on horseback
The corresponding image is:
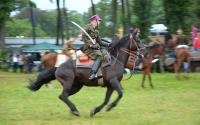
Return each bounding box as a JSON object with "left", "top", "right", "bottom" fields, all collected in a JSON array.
[
  {"left": 129, "top": 27, "right": 145, "bottom": 59},
  {"left": 176, "top": 29, "right": 189, "bottom": 47},
  {"left": 82, "top": 15, "right": 111, "bottom": 80}
]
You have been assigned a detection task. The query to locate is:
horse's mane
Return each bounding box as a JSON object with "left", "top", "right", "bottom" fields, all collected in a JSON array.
[{"left": 111, "top": 35, "right": 129, "bottom": 50}]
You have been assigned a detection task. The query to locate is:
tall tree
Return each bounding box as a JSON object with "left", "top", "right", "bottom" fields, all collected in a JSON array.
[
  {"left": 163, "top": 0, "right": 192, "bottom": 34},
  {"left": 151, "top": 0, "right": 165, "bottom": 24},
  {"left": 0, "top": 0, "right": 28, "bottom": 48},
  {"left": 121, "top": 0, "right": 126, "bottom": 35},
  {"left": 133, "top": 0, "right": 152, "bottom": 39},
  {"left": 63, "top": 0, "right": 69, "bottom": 40},
  {"left": 111, "top": 0, "right": 118, "bottom": 40},
  {"left": 29, "top": 0, "right": 37, "bottom": 44},
  {"left": 126, "top": 0, "right": 132, "bottom": 29},
  {"left": 56, "top": 0, "right": 61, "bottom": 45},
  {"left": 91, "top": 0, "right": 96, "bottom": 15},
  {"left": 6, "top": 18, "right": 47, "bottom": 37}
]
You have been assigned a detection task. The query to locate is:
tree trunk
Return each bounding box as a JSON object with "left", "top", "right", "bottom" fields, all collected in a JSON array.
[
  {"left": 126, "top": 0, "right": 131, "bottom": 29},
  {"left": 121, "top": 0, "right": 126, "bottom": 34},
  {"left": 56, "top": 0, "right": 61, "bottom": 45},
  {"left": 91, "top": 0, "right": 96, "bottom": 15},
  {"left": 29, "top": 1, "right": 36, "bottom": 45},
  {"left": 0, "top": 22, "right": 5, "bottom": 49},
  {"left": 112, "top": 0, "right": 117, "bottom": 41},
  {"left": 63, "top": 0, "right": 69, "bottom": 40}
]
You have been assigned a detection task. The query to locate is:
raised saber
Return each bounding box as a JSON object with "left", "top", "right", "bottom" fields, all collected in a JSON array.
[{"left": 71, "top": 21, "right": 95, "bottom": 44}]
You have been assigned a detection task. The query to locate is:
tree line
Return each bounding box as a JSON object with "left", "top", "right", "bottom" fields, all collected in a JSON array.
[{"left": 0, "top": 0, "right": 200, "bottom": 48}]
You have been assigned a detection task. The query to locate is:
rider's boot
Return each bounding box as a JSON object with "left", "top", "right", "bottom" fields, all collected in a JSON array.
[{"left": 89, "top": 58, "right": 101, "bottom": 80}]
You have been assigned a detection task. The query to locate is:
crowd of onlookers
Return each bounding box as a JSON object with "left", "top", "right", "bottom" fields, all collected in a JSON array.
[
  {"left": 9, "top": 53, "right": 42, "bottom": 73},
  {"left": 1, "top": 25, "right": 200, "bottom": 73}
]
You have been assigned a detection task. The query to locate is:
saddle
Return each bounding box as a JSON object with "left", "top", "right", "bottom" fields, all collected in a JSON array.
[
  {"left": 76, "top": 52, "right": 111, "bottom": 68},
  {"left": 76, "top": 54, "right": 94, "bottom": 68}
]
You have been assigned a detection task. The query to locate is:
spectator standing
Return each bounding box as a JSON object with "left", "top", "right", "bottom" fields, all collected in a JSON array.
[
  {"left": 193, "top": 34, "right": 200, "bottom": 51},
  {"left": 191, "top": 25, "right": 198, "bottom": 42},
  {"left": 18, "top": 55, "right": 24, "bottom": 72},
  {"left": 12, "top": 54, "right": 19, "bottom": 72},
  {"left": 25, "top": 53, "right": 34, "bottom": 73}
]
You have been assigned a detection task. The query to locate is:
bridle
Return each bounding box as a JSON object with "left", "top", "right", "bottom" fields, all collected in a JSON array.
[
  {"left": 120, "top": 33, "right": 139, "bottom": 59},
  {"left": 109, "top": 33, "right": 141, "bottom": 69}
]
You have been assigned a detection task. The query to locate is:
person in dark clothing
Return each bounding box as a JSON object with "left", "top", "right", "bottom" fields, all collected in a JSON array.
[
  {"left": 82, "top": 15, "right": 111, "bottom": 80},
  {"left": 26, "top": 53, "right": 34, "bottom": 73}
]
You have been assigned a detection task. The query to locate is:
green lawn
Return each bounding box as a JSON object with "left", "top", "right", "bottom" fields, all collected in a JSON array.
[{"left": 0, "top": 71, "right": 200, "bottom": 125}]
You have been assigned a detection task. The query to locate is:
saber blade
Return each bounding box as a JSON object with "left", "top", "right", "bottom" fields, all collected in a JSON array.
[{"left": 71, "top": 21, "right": 95, "bottom": 44}]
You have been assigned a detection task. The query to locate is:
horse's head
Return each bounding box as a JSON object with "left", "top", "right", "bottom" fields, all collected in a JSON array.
[
  {"left": 109, "top": 28, "right": 140, "bottom": 67},
  {"left": 146, "top": 41, "right": 164, "bottom": 55},
  {"left": 112, "top": 27, "right": 140, "bottom": 50}
]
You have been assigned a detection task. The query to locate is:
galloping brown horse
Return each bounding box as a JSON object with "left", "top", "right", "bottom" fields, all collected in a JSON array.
[
  {"left": 41, "top": 53, "right": 57, "bottom": 69},
  {"left": 167, "top": 35, "right": 190, "bottom": 79},
  {"left": 140, "top": 41, "right": 164, "bottom": 88},
  {"left": 174, "top": 47, "right": 190, "bottom": 79},
  {"left": 40, "top": 50, "right": 70, "bottom": 69},
  {"left": 27, "top": 33, "right": 139, "bottom": 117}
]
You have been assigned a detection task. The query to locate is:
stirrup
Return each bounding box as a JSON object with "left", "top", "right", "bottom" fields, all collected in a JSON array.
[{"left": 89, "top": 74, "right": 97, "bottom": 80}]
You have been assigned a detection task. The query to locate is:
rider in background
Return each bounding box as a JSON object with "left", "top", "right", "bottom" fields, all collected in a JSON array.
[
  {"left": 129, "top": 28, "right": 145, "bottom": 70},
  {"left": 175, "top": 28, "right": 190, "bottom": 74},
  {"left": 82, "top": 15, "right": 111, "bottom": 80},
  {"left": 175, "top": 29, "right": 189, "bottom": 49},
  {"left": 129, "top": 27, "right": 145, "bottom": 58}
]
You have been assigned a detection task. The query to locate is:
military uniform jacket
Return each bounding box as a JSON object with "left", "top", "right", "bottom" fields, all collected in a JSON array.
[
  {"left": 176, "top": 34, "right": 188, "bottom": 45},
  {"left": 82, "top": 24, "right": 110, "bottom": 60}
]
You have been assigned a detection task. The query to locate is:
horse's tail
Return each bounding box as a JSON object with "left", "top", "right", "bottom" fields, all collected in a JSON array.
[
  {"left": 41, "top": 53, "right": 57, "bottom": 69},
  {"left": 27, "top": 68, "right": 57, "bottom": 91}
]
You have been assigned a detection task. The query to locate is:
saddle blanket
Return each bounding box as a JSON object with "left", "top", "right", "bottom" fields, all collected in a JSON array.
[
  {"left": 55, "top": 54, "right": 68, "bottom": 67},
  {"left": 176, "top": 45, "right": 189, "bottom": 49}
]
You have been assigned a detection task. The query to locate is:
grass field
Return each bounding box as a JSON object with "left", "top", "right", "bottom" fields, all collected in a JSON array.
[{"left": 0, "top": 71, "right": 200, "bottom": 125}]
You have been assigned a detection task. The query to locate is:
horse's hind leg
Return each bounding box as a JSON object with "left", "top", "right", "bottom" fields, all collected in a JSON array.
[
  {"left": 57, "top": 75, "right": 80, "bottom": 116},
  {"left": 106, "top": 78, "right": 123, "bottom": 111},
  {"left": 90, "top": 87, "right": 114, "bottom": 117},
  {"left": 59, "top": 89, "right": 80, "bottom": 116},
  {"left": 174, "top": 62, "right": 180, "bottom": 80},
  {"left": 183, "top": 62, "right": 189, "bottom": 79},
  {"left": 148, "top": 73, "right": 154, "bottom": 88},
  {"left": 183, "top": 52, "right": 190, "bottom": 79}
]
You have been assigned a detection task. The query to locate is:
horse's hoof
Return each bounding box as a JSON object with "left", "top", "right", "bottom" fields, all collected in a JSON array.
[
  {"left": 26, "top": 85, "right": 37, "bottom": 92},
  {"left": 90, "top": 109, "right": 96, "bottom": 117},
  {"left": 71, "top": 110, "right": 80, "bottom": 116},
  {"left": 27, "top": 78, "right": 34, "bottom": 85},
  {"left": 106, "top": 105, "right": 112, "bottom": 112},
  {"left": 184, "top": 76, "right": 189, "bottom": 80}
]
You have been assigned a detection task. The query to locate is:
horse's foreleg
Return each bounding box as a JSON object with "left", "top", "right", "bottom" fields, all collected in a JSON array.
[
  {"left": 183, "top": 62, "right": 189, "bottom": 79},
  {"left": 174, "top": 62, "right": 180, "bottom": 80},
  {"left": 141, "top": 73, "right": 146, "bottom": 88},
  {"left": 90, "top": 87, "right": 114, "bottom": 117},
  {"left": 106, "top": 78, "right": 123, "bottom": 111}
]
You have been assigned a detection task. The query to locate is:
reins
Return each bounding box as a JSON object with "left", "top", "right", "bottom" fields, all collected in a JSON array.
[{"left": 120, "top": 34, "right": 139, "bottom": 81}]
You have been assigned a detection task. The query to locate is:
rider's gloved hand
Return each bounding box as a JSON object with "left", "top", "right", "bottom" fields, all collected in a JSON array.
[
  {"left": 107, "top": 43, "right": 112, "bottom": 47},
  {"left": 90, "top": 44, "right": 99, "bottom": 49},
  {"left": 137, "top": 51, "right": 144, "bottom": 59}
]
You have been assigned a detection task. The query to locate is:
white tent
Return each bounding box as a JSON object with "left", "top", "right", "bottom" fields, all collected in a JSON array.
[{"left": 149, "top": 24, "right": 168, "bottom": 33}]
